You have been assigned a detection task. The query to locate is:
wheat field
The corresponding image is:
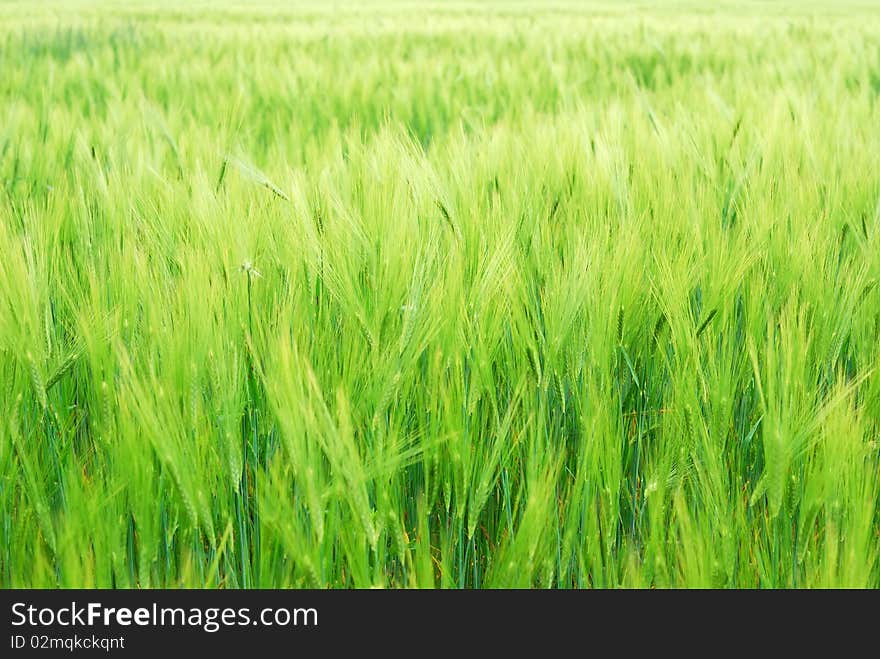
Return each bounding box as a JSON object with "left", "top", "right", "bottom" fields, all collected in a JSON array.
[{"left": 2, "top": 1, "right": 880, "bottom": 588}]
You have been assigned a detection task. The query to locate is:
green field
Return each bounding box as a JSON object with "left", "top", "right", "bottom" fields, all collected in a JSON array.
[{"left": 2, "top": 1, "right": 880, "bottom": 588}]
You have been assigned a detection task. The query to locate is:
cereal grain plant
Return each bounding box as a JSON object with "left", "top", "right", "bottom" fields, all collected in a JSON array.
[{"left": 1, "top": 0, "right": 880, "bottom": 588}]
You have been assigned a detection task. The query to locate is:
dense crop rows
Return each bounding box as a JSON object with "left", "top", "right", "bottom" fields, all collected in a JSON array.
[{"left": 2, "top": 1, "right": 880, "bottom": 587}]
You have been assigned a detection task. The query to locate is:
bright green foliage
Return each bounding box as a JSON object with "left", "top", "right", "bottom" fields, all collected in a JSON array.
[{"left": 2, "top": 1, "right": 880, "bottom": 588}]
